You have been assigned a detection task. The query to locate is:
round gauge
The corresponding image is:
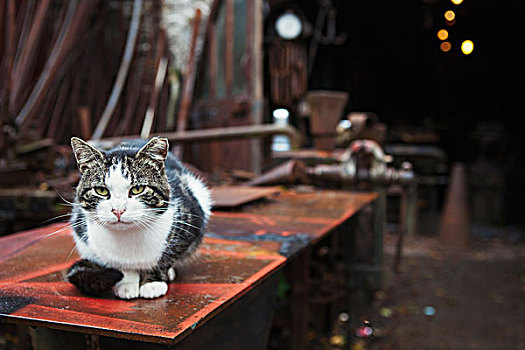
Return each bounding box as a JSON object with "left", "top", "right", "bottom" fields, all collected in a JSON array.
[{"left": 275, "top": 12, "right": 303, "bottom": 40}]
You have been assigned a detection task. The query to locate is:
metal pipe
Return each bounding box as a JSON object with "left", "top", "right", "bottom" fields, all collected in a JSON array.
[{"left": 96, "top": 124, "right": 302, "bottom": 149}]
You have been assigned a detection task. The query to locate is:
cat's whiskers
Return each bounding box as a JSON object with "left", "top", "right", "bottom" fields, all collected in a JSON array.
[
  {"left": 66, "top": 242, "right": 79, "bottom": 261},
  {"left": 149, "top": 199, "right": 206, "bottom": 221},
  {"left": 135, "top": 213, "right": 160, "bottom": 231},
  {"left": 56, "top": 202, "right": 76, "bottom": 208},
  {"left": 178, "top": 212, "right": 204, "bottom": 219},
  {"left": 54, "top": 190, "right": 78, "bottom": 207},
  {"left": 171, "top": 224, "right": 197, "bottom": 238},
  {"left": 66, "top": 213, "right": 104, "bottom": 260},
  {"left": 41, "top": 220, "right": 88, "bottom": 240},
  {"left": 171, "top": 219, "right": 201, "bottom": 231},
  {"left": 42, "top": 212, "right": 72, "bottom": 224},
  {"left": 168, "top": 206, "right": 205, "bottom": 219},
  {"left": 133, "top": 215, "right": 152, "bottom": 229},
  {"left": 140, "top": 210, "right": 202, "bottom": 238},
  {"left": 92, "top": 215, "right": 108, "bottom": 228}
]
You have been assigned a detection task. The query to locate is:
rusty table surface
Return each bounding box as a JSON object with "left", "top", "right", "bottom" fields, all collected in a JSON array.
[
  {"left": 210, "top": 185, "right": 281, "bottom": 208},
  {"left": 0, "top": 190, "right": 377, "bottom": 344}
]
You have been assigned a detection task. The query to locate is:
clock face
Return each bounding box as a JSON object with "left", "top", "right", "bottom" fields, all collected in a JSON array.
[{"left": 275, "top": 12, "right": 303, "bottom": 40}]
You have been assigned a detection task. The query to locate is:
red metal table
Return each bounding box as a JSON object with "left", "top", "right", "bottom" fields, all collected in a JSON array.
[{"left": 0, "top": 190, "right": 377, "bottom": 348}]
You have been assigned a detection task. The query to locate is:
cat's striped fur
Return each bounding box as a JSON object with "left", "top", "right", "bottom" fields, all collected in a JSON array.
[{"left": 67, "top": 137, "right": 211, "bottom": 299}]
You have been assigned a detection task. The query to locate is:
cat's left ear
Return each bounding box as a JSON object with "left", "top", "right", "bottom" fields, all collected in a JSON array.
[{"left": 136, "top": 137, "right": 169, "bottom": 162}]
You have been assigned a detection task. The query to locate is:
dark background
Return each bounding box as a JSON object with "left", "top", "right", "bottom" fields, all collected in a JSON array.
[{"left": 300, "top": 0, "right": 525, "bottom": 225}]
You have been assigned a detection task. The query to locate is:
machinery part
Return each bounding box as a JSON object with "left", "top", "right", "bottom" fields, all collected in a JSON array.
[
  {"left": 309, "top": 140, "right": 415, "bottom": 185},
  {"left": 307, "top": 90, "right": 348, "bottom": 151},
  {"left": 340, "top": 139, "right": 387, "bottom": 180},
  {"left": 98, "top": 124, "right": 302, "bottom": 150},
  {"left": 243, "top": 160, "right": 309, "bottom": 186}
]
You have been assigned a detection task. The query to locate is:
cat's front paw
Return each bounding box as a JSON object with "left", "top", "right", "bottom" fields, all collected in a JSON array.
[
  {"left": 139, "top": 281, "right": 168, "bottom": 299},
  {"left": 114, "top": 281, "right": 139, "bottom": 299}
]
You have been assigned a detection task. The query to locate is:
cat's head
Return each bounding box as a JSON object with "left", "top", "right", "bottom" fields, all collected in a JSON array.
[{"left": 71, "top": 137, "right": 171, "bottom": 230}]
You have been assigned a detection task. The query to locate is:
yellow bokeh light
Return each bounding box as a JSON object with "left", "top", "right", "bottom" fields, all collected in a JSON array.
[
  {"left": 444, "top": 10, "right": 455, "bottom": 21},
  {"left": 451, "top": 0, "right": 463, "bottom": 4},
  {"left": 461, "top": 40, "right": 474, "bottom": 55},
  {"left": 437, "top": 29, "right": 449, "bottom": 40},
  {"left": 440, "top": 42, "right": 451, "bottom": 52}
]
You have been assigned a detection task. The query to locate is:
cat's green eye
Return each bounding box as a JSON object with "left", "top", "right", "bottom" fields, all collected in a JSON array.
[
  {"left": 130, "top": 185, "right": 145, "bottom": 195},
  {"left": 95, "top": 187, "right": 109, "bottom": 196}
]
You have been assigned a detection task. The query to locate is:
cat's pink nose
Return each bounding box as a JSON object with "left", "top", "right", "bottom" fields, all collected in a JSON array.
[{"left": 112, "top": 208, "right": 126, "bottom": 220}]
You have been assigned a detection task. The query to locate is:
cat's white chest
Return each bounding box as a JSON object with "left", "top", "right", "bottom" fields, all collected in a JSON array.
[{"left": 82, "top": 209, "right": 174, "bottom": 270}]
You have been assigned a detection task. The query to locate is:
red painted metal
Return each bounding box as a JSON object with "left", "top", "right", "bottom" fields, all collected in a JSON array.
[{"left": 0, "top": 190, "right": 376, "bottom": 345}]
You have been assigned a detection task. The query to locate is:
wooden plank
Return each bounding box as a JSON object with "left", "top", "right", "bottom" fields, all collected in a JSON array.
[
  {"left": 14, "top": 0, "right": 99, "bottom": 128},
  {"left": 224, "top": 0, "right": 234, "bottom": 97},
  {"left": 1, "top": 0, "right": 16, "bottom": 116},
  {"left": 176, "top": 8, "right": 202, "bottom": 132},
  {"left": 77, "top": 106, "right": 91, "bottom": 140},
  {"left": 140, "top": 28, "right": 166, "bottom": 138},
  {"left": 9, "top": 0, "right": 50, "bottom": 112},
  {"left": 91, "top": 0, "right": 142, "bottom": 140},
  {"left": 249, "top": 0, "right": 264, "bottom": 173}
]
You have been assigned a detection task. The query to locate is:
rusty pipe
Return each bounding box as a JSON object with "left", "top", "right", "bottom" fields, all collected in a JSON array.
[
  {"left": 309, "top": 164, "right": 416, "bottom": 185},
  {"left": 96, "top": 124, "right": 302, "bottom": 150},
  {"left": 243, "top": 160, "right": 309, "bottom": 186}
]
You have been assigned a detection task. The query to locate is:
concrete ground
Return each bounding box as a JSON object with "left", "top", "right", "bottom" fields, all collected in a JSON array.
[{"left": 350, "top": 229, "right": 525, "bottom": 350}]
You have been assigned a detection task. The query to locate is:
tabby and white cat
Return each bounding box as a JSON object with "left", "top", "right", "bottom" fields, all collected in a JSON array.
[{"left": 67, "top": 137, "right": 211, "bottom": 299}]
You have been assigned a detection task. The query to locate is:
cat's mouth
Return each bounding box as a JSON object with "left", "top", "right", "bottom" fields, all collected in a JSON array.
[{"left": 109, "top": 220, "right": 133, "bottom": 227}]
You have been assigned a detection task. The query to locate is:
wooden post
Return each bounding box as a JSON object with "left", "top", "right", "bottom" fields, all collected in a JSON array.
[
  {"left": 225, "top": 0, "right": 234, "bottom": 97},
  {"left": 249, "top": 0, "right": 263, "bottom": 174},
  {"left": 176, "top": 8, "right": 202, "bottom": 133},
  {"left": 77, "top": 107, "right": 91, "bottom": 140}
]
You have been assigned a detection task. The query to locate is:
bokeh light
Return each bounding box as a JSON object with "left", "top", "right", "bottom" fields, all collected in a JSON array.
[
  {"left": 451, "top": 0, "right": 463, "bottom": 4},
  {"left": 440, "top": 41, "right": 452, "bottom": 52},
  {"left": 461, "top": 40, "right": 474, "bottom": 55},
  {"left": 444, "top": 10, "right": 455, "bottom": 21},
  {"left": 273, "top": 108, "right": 289, "bottom": 120},
  {"left": 437, "top": 29, "right": 449, "bottom": 40}
]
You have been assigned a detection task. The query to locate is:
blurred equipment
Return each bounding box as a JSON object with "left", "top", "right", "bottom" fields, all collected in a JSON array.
[
  {"left": 307, "top": 0, "right": 347, "bottom": 75},
  {"left": 336, "top": 112, "right": 387, "bottom": 147},
  {"left": 438, "top": 162, "right": 470, "bottom": 249},
  {"left": 307, "top": 90, "right": 349, "bottom": 151},
  {"left": 248, "top": 137, "right": 417, "bottom": 272},
  {"left": 269, "top": 40, "right": 308, "bottom": 106},
  {"left": 310, "top": 140, "right": 414, "bottom": 186}
]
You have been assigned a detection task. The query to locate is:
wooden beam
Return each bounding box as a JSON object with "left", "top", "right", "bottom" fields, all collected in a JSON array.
[
  {"left": 176, "top": 8, "right": 202, "bottom": 132},
  {"left": 10, "top": 0, "right": 50, "bottom": 112},
  {"left": 224, "top": 0, "right": 234, "bottom": 97},
  {"left": 250, "top": 0, "right": 264, "bottom": 173}
]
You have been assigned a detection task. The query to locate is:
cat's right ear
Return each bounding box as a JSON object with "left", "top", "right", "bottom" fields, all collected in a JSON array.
[{"left": 71, "top": 137, "right": 104, "bottom": 174}]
